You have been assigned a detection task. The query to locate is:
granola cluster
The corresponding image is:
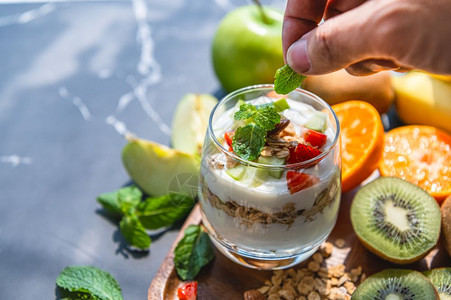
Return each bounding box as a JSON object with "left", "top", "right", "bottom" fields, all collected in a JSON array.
[
  {"left": 201, "top": 176, "right": 338, "bottom": 227},
  {"left": 244, "top": 242, "right": 366, "bottom": 300},
  {"left": 262, "top": 121, "right": 299, "bottom": 159}
]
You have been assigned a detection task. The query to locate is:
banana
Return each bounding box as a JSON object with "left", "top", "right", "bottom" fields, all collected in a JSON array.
[{"left": 392, "top": 71, "right": 451, "bottom": 133}]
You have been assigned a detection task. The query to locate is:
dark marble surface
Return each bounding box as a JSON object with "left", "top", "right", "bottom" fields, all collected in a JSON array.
[{"left": 0, "top": 0, "right": 292, "bottom": 299}]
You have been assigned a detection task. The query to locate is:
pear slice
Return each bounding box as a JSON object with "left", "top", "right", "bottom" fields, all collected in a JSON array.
[
  {"left": 171, "top": 93, "right": 219, "bottom": 156},
  {"left": 122, "top": 137, "right": 199, "bottom": 197}
]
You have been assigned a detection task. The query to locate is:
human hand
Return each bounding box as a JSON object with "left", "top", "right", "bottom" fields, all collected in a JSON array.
[{"left": 282, "top": 0, "right": 451, "bottom": 76}]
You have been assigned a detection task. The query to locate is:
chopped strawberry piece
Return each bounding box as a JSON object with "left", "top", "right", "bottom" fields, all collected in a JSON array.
[
  {"left": 286, "top": 171, "right": 319, "bottom": 194},
  {"left": 287, "top": 143, "right": 322, "bottom": 164},
  {"left": 304, "top": 130, "right": 327, "bottom": 148},
  {"left": 286, "top": 145, "right": 298, "bottom": 164},
  {"left": 224, "top": 131, "right": 234, "bottom": 152},
  {"left": 177, "top": 281, "right": 198, "bottom": 300}
]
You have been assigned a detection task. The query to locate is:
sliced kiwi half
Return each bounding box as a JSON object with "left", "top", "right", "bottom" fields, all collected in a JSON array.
[
  {"left": 350, "top": 177, "right": 441, "bottom": 264},
  {"left": 424, "top": 268, "right": 451, "bottom": 300},
  {"left": 352, "top": 269, "right": 439, "bottom": 300}
]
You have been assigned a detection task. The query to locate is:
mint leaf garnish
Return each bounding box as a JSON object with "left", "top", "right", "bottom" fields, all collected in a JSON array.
[
  {"left": 120, "top": 215, "right": 151, "bottom": 250},
  {"left": 97, "top": 191, "right": 122, "bottom": 216},
  {"left": 174, "top": 225, "right": 214, "bottom": 281},
  {"left": 137, "top": 194, "right": 194, "bottom": 229},
  {"left": 232, "top": 123, "right": 266, "bottom": 161},
  {"left": 253, "top": 106, "right": 280, "bottom": 131},
  {"left": 274, "top": 64, "right": 306, "bottom": 94},
  {"left": 234, "top": 103, "right": 257, "bottom": 120},
  {"left": 56, "top": 266, "right": 123, "bottom": 300}
]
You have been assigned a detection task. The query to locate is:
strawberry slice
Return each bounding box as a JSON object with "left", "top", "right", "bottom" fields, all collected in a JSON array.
[
  {"left": 287, "top": 143, "right": 322, "bottom": 164},
  {"left": 224, "top": 131, "right": 234, "bottom": 152},
  {"left": 304, "top": 130, "right": 327, "bottom": 148},
  {"left": 286, "top": 171, "right": 319, "bottom": 194},
  {"left": 177, "top": 281, "right": 197, "bottom": 300}
]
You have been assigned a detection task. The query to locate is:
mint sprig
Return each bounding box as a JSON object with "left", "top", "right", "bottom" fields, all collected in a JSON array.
[
  {"left": 97, "top": 186, "right": 194, "bottom": 250},
  {"left": 56, "top": 265, "right": 123, "bottom": 300},
  {"left": 232, "top": 102, "right": 285, "bottom": 161},
  {"left": 274, "top": 64, "right": 306, "bottom": 94},
  {"left": 137, "top": 194, "right": 194, "bottom": 229},
  {"left": 120, "top": 215, "right": 151, "bottom": 250},
  {"left": 232, "top": 124, "right": 266, "bottom": 161},
  {"left": 174, "top": 225, "right": 215, "bottom": 281}
]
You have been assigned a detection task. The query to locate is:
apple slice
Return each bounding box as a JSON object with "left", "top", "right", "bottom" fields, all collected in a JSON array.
[
  {"left": 122, "top": 138, "right": 199, "bottom": 197},
  {"left": 226, "top": 164, "right": 246, "bottom": 180},
  {"left": 305, "top": 111, "right": 327, "bottom": 133},
  {"left": 257, "top": 156, "right": 285, "bottom": 178},
  {"left": 171, "top": 94, "right": 219, "bottom": 156},
  {"left": 240, "top": 167, "right": 268, "bottom": 187}
]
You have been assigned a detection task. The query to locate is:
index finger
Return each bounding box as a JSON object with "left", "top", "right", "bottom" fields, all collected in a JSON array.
[{"left": 282, "top": 0, "right": 328, "bottom": 61}]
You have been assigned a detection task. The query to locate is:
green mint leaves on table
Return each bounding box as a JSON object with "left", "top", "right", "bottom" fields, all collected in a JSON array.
[
  {"left": 137, "top": 193, "right": 194, "bottom": 230},
  {"left": 274, "top": 64, "right": 306, "bottom": 95},
  {"left": 174, "top": 225, "right": 215, "bottom": 281},
  {"left": 97, "top": 186, "right": 194, "bottom": 250},
  {"left": 56, "top": 265, "right": 123, "bottom": 300},
  {"left": 120, "top": 215, "right": 152, "bottom": 250},
  {"left": 232, "top": 102, "right": 284, "bottom": 161}
]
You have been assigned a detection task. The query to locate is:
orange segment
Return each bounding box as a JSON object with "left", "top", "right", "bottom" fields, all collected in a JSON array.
[
  {"left": 332, "top": 101, "right": 384, "bottom": 192},
  {"left": 379, "top": 125, "right": 451, "bottom": 203}
]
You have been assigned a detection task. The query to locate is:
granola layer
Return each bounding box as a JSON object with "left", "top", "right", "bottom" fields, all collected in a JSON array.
[{"left": 201, "top": 173, "right": 339, "bottom": 227}]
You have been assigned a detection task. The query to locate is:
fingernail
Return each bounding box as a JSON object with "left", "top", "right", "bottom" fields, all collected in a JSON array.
[
  {"left": 367, "top": 63, "right": 397, "bottom": 73},
  {"left": 287, "top": 39, "right": 311, "bottom": 73}
]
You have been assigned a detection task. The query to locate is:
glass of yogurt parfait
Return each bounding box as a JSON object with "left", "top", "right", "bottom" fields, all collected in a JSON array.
[{"left": 199, "top": 84, "right": 341, "bottom": 270}]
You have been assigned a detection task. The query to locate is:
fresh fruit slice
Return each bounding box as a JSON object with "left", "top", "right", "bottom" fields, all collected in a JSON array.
[
  {"left": 379, "top": 125, "right": 451, "bottom": 203},
  {"left": 122, "top": 138, "right": 198, "bottom": 197},
  {"left": 286, "top": 144, "right": 322, "bottom": 164},
  {"left": 226, "top": 164, "right": 246, "bottom": 180},
  {"left": 258, "top": 156, "right": 285, "bottom": 178},
  {"left": 332, "top": 101, "right": 384, "bottom": 192},
  {"left": 352, "top": 269, "right": 439, "bottom": 300},
  {"left": 424, "top": 268, "right": 451, "bottom": 300},
  {"left": 177, "top": 281, "right": 197, "bottom": 300},
  {"left": 350, "top": 177, "right": 441, "bottom": 264},
  {"left": 273, "top": 98, "right": 290, "bottom": 112},
  {"left": 241, "top": 166, "right": 268, "bottom": 187},
  {"left": 392, "top": 71, "right": 451, "bottom": 132},
  {"left": 304, "top": 111, "right": 327, "bottom": 133},
  {"left": 304, "top": 130, "right": 327, "bottom": 148},
  {"left": 286, "top": 171, "right": 319, "bottom": 194},
  {"left": 441, "top": 195, "right": 451, "bottom": 257},
  {"left": 171, "top": 93, "right": 219, "bottom": 156},
  {"left": 224, "top": 131, "right": 234, "bottom": 151}
]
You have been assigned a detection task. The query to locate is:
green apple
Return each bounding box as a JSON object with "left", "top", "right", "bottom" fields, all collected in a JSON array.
[
  {"left": 171, "top": 93, "right": 219, "bottom": 156},
  {"left": 122, "top": 137, "right": 199, "bottom": 197},
  {"left": 212, "top": 5, "right": 284, "bottom": 92}
]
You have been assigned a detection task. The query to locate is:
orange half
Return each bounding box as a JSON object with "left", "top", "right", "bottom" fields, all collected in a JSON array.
[
  {"left": 379, "top": 125, "right": 451, "bottom": 203},
  {"left": 332, "top": 101, "right": 384, "bottom": 192}
]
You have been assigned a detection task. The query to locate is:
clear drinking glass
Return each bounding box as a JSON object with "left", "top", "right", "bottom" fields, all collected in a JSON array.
[{"left": 199, "top": 85, "right": 341, "bottom": 270}]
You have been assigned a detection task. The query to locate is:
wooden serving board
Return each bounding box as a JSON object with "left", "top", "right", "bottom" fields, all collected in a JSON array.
[{"left": 149, "top": 190, "right": 450, "bottom": 300}]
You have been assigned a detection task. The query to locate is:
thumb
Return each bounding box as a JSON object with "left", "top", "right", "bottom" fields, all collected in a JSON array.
[{"left": 287, "top": 0, "right": 391, "bottom": 75}]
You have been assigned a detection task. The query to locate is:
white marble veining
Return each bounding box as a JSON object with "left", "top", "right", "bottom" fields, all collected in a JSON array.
[
  {"left": 105, "top": 115, "right": 134, "bottom": 137},
  {"left": 1, "top": 155, "right": 32, "bottom": 167},
  {"left": 58, "top": 87, "right": 91, "bottom": 121},
  {"left": 0, "top": 3, "right": 56, "bottom": 27}
]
